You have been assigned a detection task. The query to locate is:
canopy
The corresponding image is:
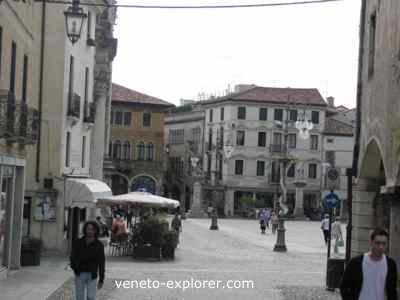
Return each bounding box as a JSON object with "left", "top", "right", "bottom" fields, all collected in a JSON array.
[
  {"left": 97, "top": 192, "right": 180, "bottom": 208},
  {"left": 65, "top": 178, "right": 113, "bottom": 208}
]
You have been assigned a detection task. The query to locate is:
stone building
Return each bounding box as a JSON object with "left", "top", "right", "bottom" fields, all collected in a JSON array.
[
  {"left": 104, "top": 83, "right": 174, "bottom": 195},
  {"left": 0, "top": 0, "right": 40, "bottom": 276},
  {"left": 352, "top": 0, "right": 400, "bottom": 264},
  {"left": 200, "top": 85, "right": 327, "bottom": 217},
  {"left": 163, "top": 103, "right": 205, "bottom": 214}
]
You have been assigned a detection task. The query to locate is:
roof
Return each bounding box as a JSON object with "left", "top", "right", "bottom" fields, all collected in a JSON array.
[
  {"left": 112, "top": 83, "right": 174, "bottom": 107},
  {"left": 336, "top": 105, "right": 350, "bottom": 112},
  {"left": 201, "top": 86, "right": 327, "bottom": 107},
  {"left": 324, "top": 118, "right": 354, "bottom": 136}
]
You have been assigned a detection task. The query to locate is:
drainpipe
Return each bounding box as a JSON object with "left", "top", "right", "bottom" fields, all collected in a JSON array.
[
  {"left": 347, "top": 0, "right": 366, "bottom": 261},
  {"left": 36, "top": 1, "right": 46, "bottom": 182}
]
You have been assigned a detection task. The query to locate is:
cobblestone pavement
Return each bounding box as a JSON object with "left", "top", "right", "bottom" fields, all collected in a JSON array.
[{"left": 47, "top": 219, "right": 345, "bottom": 300}]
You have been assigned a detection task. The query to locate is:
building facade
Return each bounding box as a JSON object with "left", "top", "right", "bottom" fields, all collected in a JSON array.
[
  {"left": 0, "top": 0, "right": 40, "bottom": 276},
  {"left": 24, "top": 0, "right": 116, "bottom": 254},
  {"left": 199, "top": 85, "right": 327, "bottom": 217},
  {"left": 352, "top": 0, "right": 400, "bottom": 265},
  {"left": 164, "top": 103, "right": 205, "bottom": 213},
  {"left": 104, "top": 83, "right": 174, "bottom": 196}
]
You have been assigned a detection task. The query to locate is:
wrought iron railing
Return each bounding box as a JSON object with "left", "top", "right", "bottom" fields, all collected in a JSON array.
[
  {"left": 83, "top": 102, "right": 95, "bottom": 123},
  {"left": 67, "top": 93, "right": 81, "bottom": 118},
  {"left": 0, "top": 90, "right": 39, "bottom": 144}
]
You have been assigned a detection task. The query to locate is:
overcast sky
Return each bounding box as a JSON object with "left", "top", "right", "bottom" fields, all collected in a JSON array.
[{"left": 112, "top": 0, "right": 361, "bottom": 108}]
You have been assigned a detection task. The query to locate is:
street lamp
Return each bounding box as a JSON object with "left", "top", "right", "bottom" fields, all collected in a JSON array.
[{"left": 64, "top": 0, "right": 87, "bottom": 44}]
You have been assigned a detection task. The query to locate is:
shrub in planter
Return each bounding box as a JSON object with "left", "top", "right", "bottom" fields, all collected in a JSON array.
[
  {"left": 161, "top": 231, "right": 178, "bottom": 259},
  {"left": 140, "top": 216, "right": 168, "bottom": 246}
]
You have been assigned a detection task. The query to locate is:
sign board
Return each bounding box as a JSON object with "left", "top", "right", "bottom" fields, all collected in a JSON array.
[
  {"left": 33, "top": 192, "right": 57, "bottom": 221},
  {"left": 323, "top": 191, "right": 340, "bottom": 209}
]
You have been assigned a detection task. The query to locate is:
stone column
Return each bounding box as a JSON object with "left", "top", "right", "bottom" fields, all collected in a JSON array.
[
  {"left": 294, "top": 188, "right": 304, "bottom": 217},
  {"left": 188, "top": 181, "right": 207, "bottom": 218}
]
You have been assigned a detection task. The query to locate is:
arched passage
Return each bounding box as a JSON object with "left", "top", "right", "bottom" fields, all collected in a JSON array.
[
  {"left": 110, "top": 173, "right": 129, "bottom": 195},
  {"left": 130, "top": 175, "right": 156, "bottom": 194}
]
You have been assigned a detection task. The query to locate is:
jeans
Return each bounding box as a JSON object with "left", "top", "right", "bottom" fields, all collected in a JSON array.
[{"left": 75, "top": 272, "right": 97, "bottom": 300}]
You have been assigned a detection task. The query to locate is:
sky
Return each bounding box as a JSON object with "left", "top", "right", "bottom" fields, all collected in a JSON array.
[{"left": 112, "top": 0, "right": 361, "bottom": 108}]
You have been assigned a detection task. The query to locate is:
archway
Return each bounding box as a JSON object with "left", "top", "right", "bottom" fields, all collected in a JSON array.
[{"left": 131, "top": 175, "right": 156, "bottom": 194}]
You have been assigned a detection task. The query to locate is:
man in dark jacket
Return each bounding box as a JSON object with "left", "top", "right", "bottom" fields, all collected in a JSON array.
[
  {"left": 340, "top": 228, "right": 398, "bottom": 300},
  {"left": 70, "top": 221, "right": 105, "bottom": 300}
]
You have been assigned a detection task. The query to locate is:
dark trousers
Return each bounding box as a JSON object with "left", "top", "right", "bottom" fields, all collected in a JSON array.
[{"left": 323, "top": 230, "right": 329, "bottom": 244}]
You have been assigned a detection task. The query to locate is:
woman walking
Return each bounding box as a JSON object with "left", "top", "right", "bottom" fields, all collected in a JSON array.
[{"left": 70, "top": 221, "right": 105, "bottom": 300}]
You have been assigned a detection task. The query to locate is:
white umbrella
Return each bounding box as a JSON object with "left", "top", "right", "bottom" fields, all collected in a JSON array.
[{"left": 97, "top": 192, "right": 179, "bottom": 208}]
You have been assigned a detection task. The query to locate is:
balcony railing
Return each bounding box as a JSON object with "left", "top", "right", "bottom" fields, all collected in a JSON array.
[
  {"left": 0, "top": 90, "right": 39, "bottom": 144},
  {"left": 269, "top": 144, "right": 287, "bottom": 154},
  {"left": 83, "top": 102, "right": 95, "bottom": 123},
  {"left": 67, "top": 93, "right": 81, "bottom": 118}
]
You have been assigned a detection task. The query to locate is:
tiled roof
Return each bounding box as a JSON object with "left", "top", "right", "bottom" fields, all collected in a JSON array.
[
  {"left": 324, "top": 118, "right": 354, "bottom": 136},
  {"left": 201, "top": 86, "right": 327, "bottom": 107},
  {"left": 112, "top": 83, "right": 174, "bottom": 107}
]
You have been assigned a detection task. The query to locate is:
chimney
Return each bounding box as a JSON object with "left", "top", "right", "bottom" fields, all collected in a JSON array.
[
  {"left": 327, "top": 96, "right": 335, "bottom": 107},
  {"left": 234, "top": 84, "right": 256, "bottom": 93}
]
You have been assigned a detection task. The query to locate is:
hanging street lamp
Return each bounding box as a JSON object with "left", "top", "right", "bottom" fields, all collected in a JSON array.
[{"left": 64, "top": 0, "right": 87, "bottom": 44}]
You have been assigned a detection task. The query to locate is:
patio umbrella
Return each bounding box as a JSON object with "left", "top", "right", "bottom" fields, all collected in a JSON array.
[{"left": 97, "top": 192, "right": 179, "bottom": 208}]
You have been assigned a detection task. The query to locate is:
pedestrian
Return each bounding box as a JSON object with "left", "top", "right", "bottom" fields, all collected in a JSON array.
[
  {"left": 331, "top": 217, "right": 343, "bottom": 255},
  {"left": 321, "top": 213, "right": 330, "bottom": 245},
  {"left": 96, "top": 216, "right": 109, "bottom": 238},
  {"left": 265, "top": 208, "right": 271, "bottom": 229},
  {"left": 340, "top": 228, "right": 398, "bottom": 300},
  {"left": 126, "top": 209, "right": 133, "bottom": 229},
  {"left": 70, "top": 221, "right": 105, "bottom": 300},
  {"left": 271, "top": 212, "right": 279, "bottom": 234},
  {"left": 259, "top": 208, "right": 267, "bottom": 234},
  {"left": 171, "top": 213, "right": 182, "bottom": 233}
]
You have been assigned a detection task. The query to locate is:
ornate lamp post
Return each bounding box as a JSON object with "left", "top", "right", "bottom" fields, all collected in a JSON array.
[{"left": 64, "top": 0, "right": 87, "bottom": 44}]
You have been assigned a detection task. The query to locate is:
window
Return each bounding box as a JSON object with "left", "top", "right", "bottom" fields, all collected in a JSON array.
[
  {"left": 66, "top": 132, "right": 71, "bottom": 167},
  {"left": 236, "top": 130, "right": 245, "bottom": 146},
  {"left": 192, "top": 127, "right": 201, "bottom": 144},
  {"left": 22, "top": 55, "right": 28, "bottom": 103},
  {"left": 112, "top": 140, "right": 121, "bottom": 159},
  {"left": 258, "top": 132, "right": 266, "bottom": 147},
  {"left": 69, "top": 56, "right": 74, "bottom": 94},
  {"left": 115, "top": 111, "right": 123, "bottom": 125},
  {"left": 87, "top": 11, "right": 92, "bottom": 39},
  {"left": 217, "top": 153, "right": 223, "bottom": 180},
  {"left": 311, "top": 111, "right": 319, "bottom": 124},
  {"left": 271, "top": 161, "right": 280, "bottom": 183},
  {"left": 235, "top": 160, "right": 244, "bottom": 175},
  {"left": 368, "top": 13, "right": 376, "bottom": 77},
  {"left": 122, "top": 141, "right": 131, "bottom": 160},
  {"left": 84, "top": 67, "right": 89, "bottom": 104},
  {"left": 218, "top": 126, "right": 224, "bottom": 148},
  {"left": 327, "top": 138, "right": 334, "bottom": 143},
  {"left": 220, "top": 107, "right": 224, "bottom": 121},
  {"left": 0, "top": 27, "right": 2, "bottom": 78},
  {"left": 124, "top": 112, "right": 131, "bottom": 126},
  {"left": 137, "top": 142, "right": 145, "bottom": 160},
  {"left": 207, "top": 154, "right": 211, "bottom": 178},
  {"left": 273, "top": 132, "right": 282, "bottom": 145},
  {"left": 208, "top": 129, "right": 213, "bottom": 150},
  {"left": 10, "top": 41, "right": 16, "bottom": 94},
  {"left": 147, "top": 143, "right": 154, "bottom": 161},
  {"left": 288, "top": 133, "right": 296, "bottom": 149},
  {"left": 110, "top": 110, "right": 114, "bottom": 125},
  {"left": 309, "top": 163, "right": 317, "bottom": 179},
  {"left": 259, "top": 108, "right": 267, "bottom": 121},
  {"left": 310, "top": 135, "right": 318, "bottom": 150},
  {"left": 82, "top": 136, "right": 86, "bottom": 167},
  {"left": 289, "top": 109, "right": 297, "bottom": 121},
  {"left": 209, "top": 109, "right": 213, "bottom": 122},
  {"left": 274, "top": 108, "right": 283, "bottom": 121},
  {"left": 237, "top": 107, "right": 246, "bottom": 120},
  {"left": 143, "top": 112, "right": 151, "bottom": 127},
  {"left": 326, "top": 151, "right": 336, "bottom": 167},
  {"left": 256, "top": 161, "right": 265, "bottom": 176},
  {"left": 287, "top": 163, "right": 295, "bottom": 177}
]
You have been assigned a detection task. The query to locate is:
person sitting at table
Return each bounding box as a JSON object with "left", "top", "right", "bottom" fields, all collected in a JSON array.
[{"left": 111, "top": 215, "right": 127, "bottom": 236}]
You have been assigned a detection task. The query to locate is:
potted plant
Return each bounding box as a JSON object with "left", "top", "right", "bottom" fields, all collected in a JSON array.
[
  {"left": 161, "top": 231, "right": 179, "bottom": 259},
  {"left": 21, "top": 237, "right": 42, "bottom": 266}
]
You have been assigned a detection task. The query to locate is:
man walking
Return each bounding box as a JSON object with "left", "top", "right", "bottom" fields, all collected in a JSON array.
[
  {"left": 321, "top": 214, "right": 330, "bottom": 245},
  {"left": 340, "top": 228, "right": 398, "bottom": 300}
]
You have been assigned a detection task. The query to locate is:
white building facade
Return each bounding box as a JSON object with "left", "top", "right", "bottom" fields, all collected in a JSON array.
[{"left": 201, "top": 86, "right": 327, "bottom": 217}]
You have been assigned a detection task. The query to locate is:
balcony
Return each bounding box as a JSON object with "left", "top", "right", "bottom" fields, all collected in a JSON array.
[
  {"left": 0, "top": 90, "right": 39, "bottom": 145},
  {"left": 269, "top": 144, "right": 287, "bottom": 154},
  {"left": 83, "top": 102, "right": 95, "bottom": 123},
  {"left": 67, "top": 93, "right": 81, "bottom": 119}
]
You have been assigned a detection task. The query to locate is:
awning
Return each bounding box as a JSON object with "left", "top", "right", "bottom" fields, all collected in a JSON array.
[
  {"left": 98, "top": 192, "right": 180, "bottom": 208},
  {"left": 65, "top": 178, "right": 112, "bottom": 208}
]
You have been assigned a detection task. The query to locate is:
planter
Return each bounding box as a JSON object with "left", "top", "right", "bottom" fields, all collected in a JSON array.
[
  {"left": 161, "top": 245, "right": 175, "bottom": 259},
  {"left": 21, "top": 238, "right": 42, "bottom": 266},
  {"left": 133, "top": 244, "right": 161, "bottom": 260}
]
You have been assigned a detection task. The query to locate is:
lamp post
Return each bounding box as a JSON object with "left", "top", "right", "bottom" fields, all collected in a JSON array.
[
  {"left": 64, "top": 0, "right": 87, "bottom": 44},
  {"left": 273, "top": 105, "right": 313, "bottom": 252}
]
